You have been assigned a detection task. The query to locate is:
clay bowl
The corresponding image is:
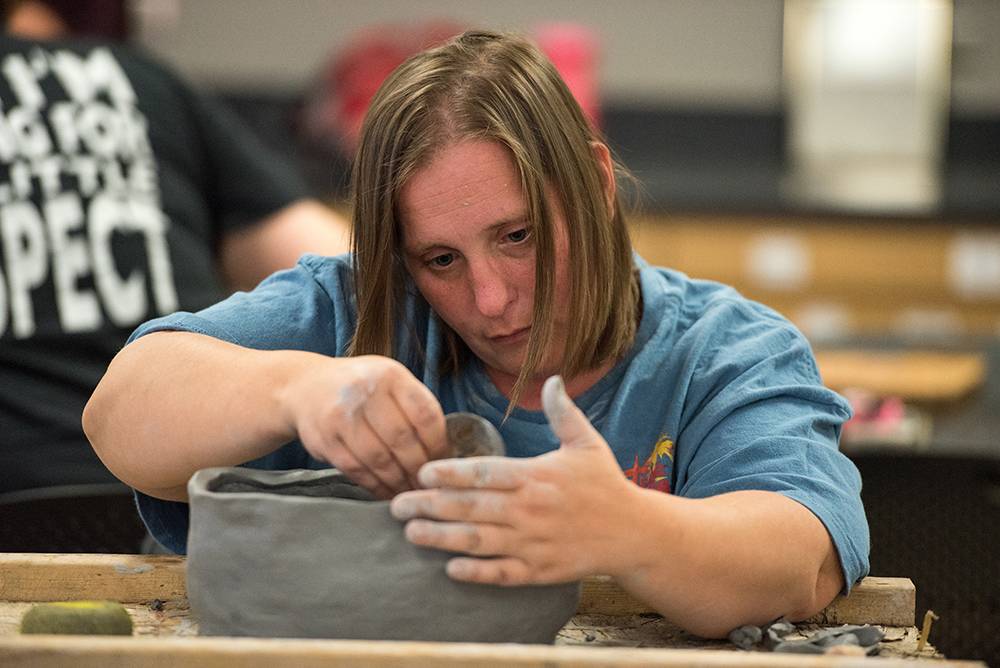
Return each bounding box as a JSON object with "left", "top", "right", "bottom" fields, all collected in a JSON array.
[{"left": 186, "top": 466, "right": 580, "bottom": 642}]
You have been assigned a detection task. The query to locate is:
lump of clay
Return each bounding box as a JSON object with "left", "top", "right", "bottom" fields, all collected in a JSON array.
[
  {"left": 731, "top": 618, "right": 885, "bottom": 655},
  {"left": 186, "top": 463, "right": 579, "bottom": 642}
]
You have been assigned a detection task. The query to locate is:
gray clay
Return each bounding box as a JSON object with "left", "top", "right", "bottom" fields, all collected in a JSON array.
[
  {"left": 772, "top": 640, "right": 828, "bottom": 654},
  {"left": 763, "top": 619, "right": 795, "bottom": 648},
  {"left": 728, "top": 624, "right": 763, "bottom": 650},
  {"left": 762, "top": 622, "right": 884, "bottom": 655},
  {"left": 186, "top": 466, "right": 579, "bottom": 643}
]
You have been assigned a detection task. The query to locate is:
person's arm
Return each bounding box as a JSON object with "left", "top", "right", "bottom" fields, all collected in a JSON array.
[
  {"left": 218, "top": 199, "right": 351, "bottom": 292},
  {"left": 389, "top": 376, "right": 844, "bottom": 638},
  {"left": 614, "top": 488, "right": 843, "bottom": 637},
  {"left": 83, "top": 331, "right": 447, "bottom": 503}
]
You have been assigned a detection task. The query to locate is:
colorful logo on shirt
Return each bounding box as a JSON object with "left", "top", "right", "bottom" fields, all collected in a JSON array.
[{"left": 623, "top": 435, "right": 674, "bottom": 493}]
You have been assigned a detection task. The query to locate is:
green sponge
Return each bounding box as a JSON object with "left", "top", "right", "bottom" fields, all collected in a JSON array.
[{"left": 20, "top": 601, "right": 133, "bottom": 635}]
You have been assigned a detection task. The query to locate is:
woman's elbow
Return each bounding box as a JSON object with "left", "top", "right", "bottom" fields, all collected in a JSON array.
[
  {"left": 83, "top": 365, "right": 109, "bottom": 438},
  {"left": 83, "top": 377, "right": 118, "bottom": 469},
  {"left": 82, "top": 351, "right": 135, "bottom": 476},
  {"left": 787, "top": 545, "right": 846, "bottom": 622}
]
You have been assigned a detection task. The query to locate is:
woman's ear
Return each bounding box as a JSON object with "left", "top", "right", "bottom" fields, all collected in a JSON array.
[{"left": 590, "top": 141, "right": 616, "bottom": 216}]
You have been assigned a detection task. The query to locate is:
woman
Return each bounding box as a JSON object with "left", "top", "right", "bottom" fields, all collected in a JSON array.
[{"left": 85, "top": 31, "right": 869, "bottom": 637}]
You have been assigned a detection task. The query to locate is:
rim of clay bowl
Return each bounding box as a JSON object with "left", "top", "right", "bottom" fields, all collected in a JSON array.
[{"left": 189, "top": 467, "right": 383, "bottom": 506}]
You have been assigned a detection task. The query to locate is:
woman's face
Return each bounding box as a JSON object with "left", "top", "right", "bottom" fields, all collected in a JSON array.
[{"left": 398, "top": 140, "right": 572, "bottom": 393}]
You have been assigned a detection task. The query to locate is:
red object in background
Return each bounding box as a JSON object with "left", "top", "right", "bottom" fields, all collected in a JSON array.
[
  {"left": 310, "top": 21, "right": 463, "bottom": 156},
  {"left": 534, "top": 23, "right": 602, "bottom": 130},
  {"left": 304, "top": 22, "right": 603, "bottom": 157},
  {"left": 842, "top": 388, "right": 905, "bottom": 427}
]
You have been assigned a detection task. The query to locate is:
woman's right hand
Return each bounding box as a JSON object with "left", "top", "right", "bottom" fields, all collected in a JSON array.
[{"left": 279, "top": 355, "right": 448, "bottom": 498}]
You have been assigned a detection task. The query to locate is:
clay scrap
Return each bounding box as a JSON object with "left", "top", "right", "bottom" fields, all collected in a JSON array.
[{"left": 729, "top": 618, "right": 885, "bottom": 655}]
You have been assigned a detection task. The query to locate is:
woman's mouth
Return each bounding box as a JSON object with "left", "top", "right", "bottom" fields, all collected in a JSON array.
[{"left": 489, "top": 326, "right": 531, "bottom": 345}]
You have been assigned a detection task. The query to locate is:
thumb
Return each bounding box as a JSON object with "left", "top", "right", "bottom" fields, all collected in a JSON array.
[{"left": 542, "top": 375, "right": 601, "bottom": 449}]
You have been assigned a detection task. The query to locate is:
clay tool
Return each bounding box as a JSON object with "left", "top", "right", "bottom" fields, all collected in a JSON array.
[
  {"left": 915, "top": 609, "right": 939, "bottom": 653},
  {"left": 445, "top": 412, "right": 506, "bottom": 457}
]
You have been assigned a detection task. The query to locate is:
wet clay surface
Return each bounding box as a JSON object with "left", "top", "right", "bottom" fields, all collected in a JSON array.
[{"left": 210, "top": 473, "right": 375, "bottom": 500}]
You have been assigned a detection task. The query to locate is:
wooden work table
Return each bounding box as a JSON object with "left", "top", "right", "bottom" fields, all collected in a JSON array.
[{"left": 0, "top": 553, "right": 984, "bottom": 667}]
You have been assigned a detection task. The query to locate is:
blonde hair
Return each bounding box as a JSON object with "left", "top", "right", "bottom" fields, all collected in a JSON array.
[{"left": 349, "top": 30, "right": 638, "bottom": 410}]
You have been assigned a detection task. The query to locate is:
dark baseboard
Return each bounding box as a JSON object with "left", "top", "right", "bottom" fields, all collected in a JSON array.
[{"left": 217, "top": 91, "right": 1000, "bottom": 219}]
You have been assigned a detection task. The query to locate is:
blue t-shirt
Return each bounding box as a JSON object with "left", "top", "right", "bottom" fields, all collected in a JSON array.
[{"left": 129, "top": 254, "right": 869, "bottom": 590}]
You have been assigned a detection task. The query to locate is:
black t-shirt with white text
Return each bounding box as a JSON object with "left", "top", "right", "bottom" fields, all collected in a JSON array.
[{"left": 0, "top": 36, "right": 309, "bottom": 492}]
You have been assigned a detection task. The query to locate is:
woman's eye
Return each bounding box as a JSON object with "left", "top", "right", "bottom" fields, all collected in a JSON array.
[
  {"left": 429, "top": 253, "right": 455, "bottom": 268},
  {"left": 506, "top": 228, "right": 530, "bottom": 243}
]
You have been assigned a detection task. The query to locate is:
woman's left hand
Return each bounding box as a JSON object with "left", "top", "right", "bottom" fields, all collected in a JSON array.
[{"left": 389, "top": 376, "right": 643, "bottom": 585}]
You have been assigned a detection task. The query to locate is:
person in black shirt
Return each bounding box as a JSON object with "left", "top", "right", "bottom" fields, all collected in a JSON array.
[{"left": 0, "top": 1, "right": 350, "bottom": 550}]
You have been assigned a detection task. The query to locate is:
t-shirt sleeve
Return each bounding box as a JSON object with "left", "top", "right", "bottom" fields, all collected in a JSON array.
[
  {"left": 672, "top": 300, "right": 870, "bottom": 593},
  {"left": 126, "top": 255, "right": 355, "bottom": 553},
  {"left": 127, "top": 254, "right": 353, "bottom": 352}
]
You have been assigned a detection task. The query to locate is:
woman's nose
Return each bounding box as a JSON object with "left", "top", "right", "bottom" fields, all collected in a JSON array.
[{"left": 470, "top": 261, "right": 514, "bottom": 318}]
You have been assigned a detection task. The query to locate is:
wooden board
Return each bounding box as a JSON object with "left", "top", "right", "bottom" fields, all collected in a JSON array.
[
  {"left": 804, "top": 577, "right": 915, "bottom": 627},
  {"left": 0, "top": 554, "right": 186, "bottom": 604},
  {"left": 814, "top": 350, "right": 986, "bottom": 402},
  {"left": 1, "top": 554, "right": 962, "bottom": 667},
  {"left": 0, "top": 596, "right": 928, "bottom": 655},
  {"left": 581, "top": 575, "right": 914, "bottom": 627},
  {"left": 0, "top": 554, "right": 913, "bottom": 626},
  {"left": 0, "top": 635, "right": 985, "bottom": 668}
]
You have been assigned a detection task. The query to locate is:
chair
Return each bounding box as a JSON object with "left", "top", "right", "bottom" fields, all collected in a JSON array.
[{"left": 0, "top": 483, "right": 148, "bottom": 554}]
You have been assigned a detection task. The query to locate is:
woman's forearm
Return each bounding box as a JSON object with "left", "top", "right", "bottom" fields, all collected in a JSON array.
[
  {"left": 610, "top": 488, "right": 844, "bottom": 638},
  {"left": 83, "top": 331, "right": 308, "bottom": 500}
]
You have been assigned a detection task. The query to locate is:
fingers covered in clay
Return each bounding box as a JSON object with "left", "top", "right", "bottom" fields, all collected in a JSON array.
[
  {"left": 395, "top": 375, "right": 639, "bottom": 585},
  {"left": 417, "top": 456, "right": 524, "bottom": 489},
  {"left": 323, "top": 434, "right": 396, "bottom": 499},
  {"left": 284, "top": 355, "right": 446, "bottom": 497},
  {"left": 403, "top": 520, "right": 513, "bottom": 557},
  {"left": 446, "top": 556, "right": 537, "bottom": 585},
  {"left": 390, "top": 488, "right": 510, "bottom": 523},
  {"left": 390, "top": 377, "right": 449, "bottom": 460},
  {"left": 359, "top": 388, "right": 428, "bottom": 489},
  {"left": 542, "top": 375, "right": 602, "bottom": 449},
  {"left": 344, "top": 412, "right": 414, "bottom": 493}
]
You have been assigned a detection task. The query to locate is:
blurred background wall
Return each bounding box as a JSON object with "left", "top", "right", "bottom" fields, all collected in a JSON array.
[
  {"left": 128, "top": 0, "right": 1000, "bottom": 341},
  {"left": 134, "top": 0, "right": 787, "bottom": 109},
  {"left": 133, "top": 0, "right": 999, "bottom": 116}
]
